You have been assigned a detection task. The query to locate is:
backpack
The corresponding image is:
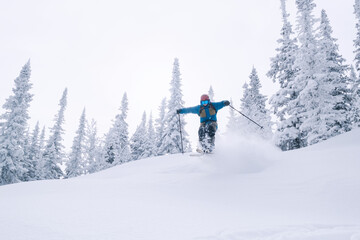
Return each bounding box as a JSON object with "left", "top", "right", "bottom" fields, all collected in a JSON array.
[{"left": 199, "top": 103, "right": 217, "bottom": 118}]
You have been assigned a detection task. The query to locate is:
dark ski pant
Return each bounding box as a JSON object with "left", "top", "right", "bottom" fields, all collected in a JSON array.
[{"left": 198, "top": 121, "right": 217, "bottom": 151}]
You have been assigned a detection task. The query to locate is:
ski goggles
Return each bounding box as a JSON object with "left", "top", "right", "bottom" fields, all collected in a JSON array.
[{"left": 201, "top": 100, "right": 210, "bottom": 105}]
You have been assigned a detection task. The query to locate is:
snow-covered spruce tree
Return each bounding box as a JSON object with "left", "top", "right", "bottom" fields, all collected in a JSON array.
[
  {"left": 25, "top": 122, "right": 42, "bottom": 181},
  {"left": 351, "top": 0, "right": 360, "bottom": 127},
  {"left": 353, "top": 0, "right": 360, "bottom": 127},
  {"left": 65, "top": 108, "right": 87, "bottom": 178},
  {"left": 39, "top": 126, "right": 46, "bottom": 152},
  {"left": 268, "top": 0, "right": 298, "bottom": 98},
  {"left": 303, "top": 9, "right": 351, "bottom": 145},
  {"left": 42, "top": 88, "right": 67, "bottom": 179},
  {"left": 0, "top": 60, "right": 33, "bottom": 185},
  {"left": 84, "top": 119, "right": 102, "bottom": 174},
  {"left": 349, "top": 65, "right": 360, "bottom": 126},
  {"left": 226, "top": 98, "right": 238, "bottom": 131},
  {"left": 155, "top": 98, "right": 167, "bottom": 155},
  {"left": 282, "top": 0, "right": 319, "bottom": 150},
  {"left": 237, "top": 82, "right": 251, "bottom": 132},
  {"left": 159, "top": 58, "right": 191, "bottom": 154},
  {"left": 354, "top": 0, "right": 360, "bottom": 72},
  {"left": 208, "top": 85, "right": 215, "bottom": 102},
  {"left": 267, "top": 0, "right": 299, "bottom": 150},
  {"left": 22, "top": 129, "right": 32, "bottom": 181},
  {"left": 130, "top": 112, "right": 150, "bottom": 160},
  {"left": 350, "top": 65, "right": 359, "bottom": 94},
  {"left": 239, "top": 68, "right": 272, "bottom": 139},
  {"left": 35, "top": 126, "right": 46, "bottom": 179},
  {"left": 147, "top": 112, "right": 157, "bottom": 158},
  {"left": 103, "top": 92, "right": 131, "bottom": 168}
]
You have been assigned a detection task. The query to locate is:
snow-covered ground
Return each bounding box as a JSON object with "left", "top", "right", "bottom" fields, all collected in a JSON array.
[{"left": 1, "top": 130, "right": 360, "bottom": 240}]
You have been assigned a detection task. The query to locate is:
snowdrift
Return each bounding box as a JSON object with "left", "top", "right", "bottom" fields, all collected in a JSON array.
[{"left": 1, "top": 130, "right": 360, "bottom": 240}]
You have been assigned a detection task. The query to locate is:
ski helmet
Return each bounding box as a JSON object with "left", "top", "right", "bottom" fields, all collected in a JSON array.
[
  {"left": 200, "top": 94, "right": 210, "bottom": 102},
  {"left": 200, "top": 94, "right": 210, "bottom": 106}
]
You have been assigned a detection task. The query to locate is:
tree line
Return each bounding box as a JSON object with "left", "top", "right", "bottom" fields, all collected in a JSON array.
[
  {"left": 266, "top": 0, "right": 360, "bottom": 150},
  {"left": 1, "top": 0, "right": 360, "bottom": 185},
  {"left": 0, "top": 58, "right": 193, "bottom": 185}
]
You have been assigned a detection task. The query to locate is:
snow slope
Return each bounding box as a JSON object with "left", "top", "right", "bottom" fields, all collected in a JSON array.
[{"left": 1, "top": 130, "right": 360, "bottom": 240}]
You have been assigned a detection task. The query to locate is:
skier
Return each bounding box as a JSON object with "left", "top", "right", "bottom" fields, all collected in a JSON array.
[{"left": 177, "top": 94, "right": 230, "bottom": 153}]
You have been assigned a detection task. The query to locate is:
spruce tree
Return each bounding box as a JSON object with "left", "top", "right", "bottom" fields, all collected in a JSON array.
[
  {"left": 147, "top": 112, "right": 157, "bottom": 158},
  {"left": 282, "top": 0, "right": 319, "bottom": 150},
  {"left": 350, "top": 65, "right": 359, "bottom": 93},
  {"left": 268, "top": 0, "right": 298, "bottom": 101},
  {"left": 25, "top": 122, "right": 41, "bottom": 181},
  {"left": 85, "top": 119, "right": 101, "bottom": 174},
  {"left": 36, "top": 126, "right": 46, "bottom": 179},
  {"left": 130, "top": 112, "right": 149, "bottom": 160},
  {"left": 103, "top": 93, "right": 131, "bottom": 167},
  {"left": 42, "top": 88, "right": 67, "bottom": 179},
  {"left": 155, "top": 98, "right": 167, "bottom": 155},
  {"left": 353, "top": 0, "right": 360, "bottom": 127},
  {"left": 238, "top": 82, "right": 251, "bottom": 132},
  {"left": 268, "top": 0, "right": 299, "bottom": 150},
  {"left": 0, "top": 60, "right": 33, "bottom": 185},
  {"left": 349, "top": 66, "right": 360, "bottom": 126},
  {"left": 303, "top": 9, "right": 351, "bottom": 145},
  {"left": 65, "top": 108, "right": 86, "bottom": 178},
  {"left": 239, "top": 68, "right": 272, "bottom": 139},
  {"left": 21, "top": 129, "right": 32, "bottom": 181},
  {"left": 354, "top": 0, "right": 360, "bottom": 72},
  {"left": 208, "top": 85, "right": 215, "bottom": 102},
  {"left": 159, "top": 58, "right": 191, "bottom": 154},
  {"left": 226, "top": 98, "right": 237, "bottom": 131}
]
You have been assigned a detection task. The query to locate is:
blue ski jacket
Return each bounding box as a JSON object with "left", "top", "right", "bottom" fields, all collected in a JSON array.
[{"left": 178, "top": 101, "right": 227, "bottom": 123}]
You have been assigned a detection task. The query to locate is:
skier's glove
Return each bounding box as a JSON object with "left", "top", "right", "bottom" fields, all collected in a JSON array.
[
  {"left": 224, "top": 100, "right": 230, "bottom": 106},
  {"left": 176, "top": 109, "right": 181, "bottom": 114}
]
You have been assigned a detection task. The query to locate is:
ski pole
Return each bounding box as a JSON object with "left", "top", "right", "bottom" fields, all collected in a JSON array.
[
  {"left": 177, "top": 113, "right": 184, "bottom": 154},
  {"left": 229, "top": 105, "right": 264, "bottom": 129}
]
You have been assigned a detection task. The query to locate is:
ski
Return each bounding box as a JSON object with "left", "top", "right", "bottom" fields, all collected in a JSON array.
[
  {"left": 189, "top": 153, "right": 204, "bottom": 157},
  {"left": 196, "top": 148, "right": 203, "bottom": 153},
  {"left": 189, "top": 148, "right": 213, "bottom": 157}
]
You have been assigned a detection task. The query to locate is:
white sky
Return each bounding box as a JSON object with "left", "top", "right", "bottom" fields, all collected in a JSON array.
[{"left": 0, "top": 0, "right": 356, "bottom": 150}]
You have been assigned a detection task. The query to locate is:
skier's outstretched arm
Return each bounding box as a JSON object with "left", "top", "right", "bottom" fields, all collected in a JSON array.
[
  {"left": 212, "top": 100, "right": 230, "bottom": 111},
  {"left": 177, "top": 105, "right": 200, "bottom": 115}
]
